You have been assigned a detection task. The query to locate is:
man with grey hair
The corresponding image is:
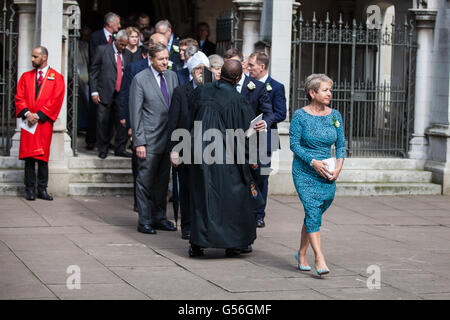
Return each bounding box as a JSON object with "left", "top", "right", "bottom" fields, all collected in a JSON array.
[
  {"left": 86, "top": 12, "right": 121, "bottom": 151},
  {"left": 155, "top": 19, "right": 182, "bottom": 72},
  {"left": 89, "top": 29, "right": 132, "bottom": 159}
]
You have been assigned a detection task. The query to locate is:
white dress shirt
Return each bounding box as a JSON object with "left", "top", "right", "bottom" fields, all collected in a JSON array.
[
  {"left": 150, "top": 64, "right": 165, "bottom": 88},
  {"left": 235, "top": 72, "right": 246, "bottom": 93},
  {"left": 103, "top": 28, "right": 113, "bottom": 43},
  {"left": 257, "top": 72, "right": 269, "bottom": 84},
  {"left": 36, "top": 65, "right": 50, "bottom": 80}
]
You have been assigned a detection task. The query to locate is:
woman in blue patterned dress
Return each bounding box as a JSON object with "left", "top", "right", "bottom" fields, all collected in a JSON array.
[{"left": 289, "top": 74, "right": 346, "bottom": 276}]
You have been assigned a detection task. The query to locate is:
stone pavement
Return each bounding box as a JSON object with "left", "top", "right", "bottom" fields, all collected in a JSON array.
[{"left": 1, "top": 194, "right": 450, "bottom": 300}]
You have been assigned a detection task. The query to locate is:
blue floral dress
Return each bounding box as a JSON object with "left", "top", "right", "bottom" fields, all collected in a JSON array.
[{"left": 289, "top": 108, "right": 346, "bottom": 233}]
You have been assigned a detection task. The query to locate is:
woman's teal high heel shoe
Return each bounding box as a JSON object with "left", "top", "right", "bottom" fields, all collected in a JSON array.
[
  {"left": 313, "top": 263, "right": 330, "bottom": 276},
  {"left": 295, "top": 252, "right": 311, "bottom": 271}
]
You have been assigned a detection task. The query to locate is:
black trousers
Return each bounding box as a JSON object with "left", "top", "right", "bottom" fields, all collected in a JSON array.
[
  {"left": 131, "top": 147, "right": 138, "bottom": 207},
  {"left": 177, "top": 165, "right": 191, "bottom": 232},
  {"left": 96, "top": 92, "right": 127, "bottom": 154},
  {"left": 135, "top": 152, "right": 170, "bottom": 226},
  {"left": 24, "top": 158, "right": 48, "bottom": 191}
]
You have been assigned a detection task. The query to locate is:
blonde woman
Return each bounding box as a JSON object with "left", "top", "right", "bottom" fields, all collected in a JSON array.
[{"left": 289, "top": 74, "right": 346, "bottom": 276}]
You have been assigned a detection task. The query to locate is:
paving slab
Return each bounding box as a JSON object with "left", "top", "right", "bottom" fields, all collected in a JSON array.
[{"left": 1, "top": 195, "right": 449, "bottom": 300}]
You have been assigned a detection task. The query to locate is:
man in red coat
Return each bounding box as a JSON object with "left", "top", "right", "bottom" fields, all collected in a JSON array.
[{"left": 15, "top": 46, "right": 65, "bottom": 201}]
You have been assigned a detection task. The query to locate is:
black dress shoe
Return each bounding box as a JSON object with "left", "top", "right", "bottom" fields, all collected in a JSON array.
[
  {"left": 98, "top": 152, "right": 107, "bottom": 159},
  {"left": 114, "top": 151, "right": 132, "bottom": 158},
  {"left": 225, "top": 248, "right": 241, "bottom": 257},
  {"left": 181, "top": 229, "right": 191, "bottom": 240},
  {"left": 256, "top": 219, "right": 265, "bottom": 228},
  {"left": 137, "top": 224, "right": 156, "bottom": 234},
  {"left": 240, "top": 245, "right": 253, "bottom": 254},
  {"left": 37, "top": 189, "right": 53, "bottom": 201},
  {"left": 189, "top": 245, "right": 204, "bottom": 257},
  {"left": 25, "top": 189, "right": 35, "bottom": 201},
  {"left": 152, "top": 219, "right": 177, "bottom": 231}
]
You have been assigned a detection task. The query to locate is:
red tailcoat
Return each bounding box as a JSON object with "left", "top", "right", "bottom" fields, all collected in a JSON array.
[{"left": 15, "top": 68, "right": 65, "bottom": 162}]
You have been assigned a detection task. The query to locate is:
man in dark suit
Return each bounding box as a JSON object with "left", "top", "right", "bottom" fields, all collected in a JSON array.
[
  {"left": 86, "top": 12, "right": 121, "bottom": 150},
  {"left": 89, "top": 29, "right": 131, "bottom": 159},
  {"left": 168, "top": 51, "right": 210, "bottom": 240},
  {"left": 224, "top": 48, "right": 273, "bottom": 139},
  {"left": 248, "top": 51, "right": 287, "bottom": 228},
  {"left": 176, "top": 44, "right": 198, "bottom": 86},
  {"left": 129, "top": 43, "right": 179, "bottom": 235},
  {"left": 155, "top": 20, "right": 182, "bottom": 72},
  {"left": 196, "top": 22, "right": 216, "bottom": 57}
]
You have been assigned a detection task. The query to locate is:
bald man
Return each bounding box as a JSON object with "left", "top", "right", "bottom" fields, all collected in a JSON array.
[
  {"left": 15, "top": 46, "right": 65, "bottom": 201},
  {"left": 186, "top": 60, "right": 263, "bottom": 257}
]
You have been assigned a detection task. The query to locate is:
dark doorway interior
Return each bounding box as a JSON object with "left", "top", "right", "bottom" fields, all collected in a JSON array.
[{"left": 78, "top": 0, "right": 196, "bottom": 38}]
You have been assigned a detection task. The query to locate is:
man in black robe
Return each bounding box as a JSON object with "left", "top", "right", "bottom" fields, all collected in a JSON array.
[{"left": 184, "top": 60, "right": 263, "bottom": 257}]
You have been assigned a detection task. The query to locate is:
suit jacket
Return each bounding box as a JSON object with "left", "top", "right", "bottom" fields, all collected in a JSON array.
[
  {"left": 199, "top": 39, "right": 216, "bottom": 57},
  {"left": 169, "top": 37, "right": 183, "bottom": 72},
  {"left": 265, "top": 76, "right": 287, "bottom": 151},
  {"left": 129, "top": 68, "right": 179, "bottom": 154},
  {"left": 240, "top": 75, "right": 274, "bottom": 130},
  {"left": 89, "top": 29, "right": 109, "bottom": 67},
  {"left": 118, "top": 58, "right": 149, "bottom": 128},
  {"left": 166, "top": 80, "right": 195, "bottom": 153},
  {"left": 89, "top": 43, "right": 131, "bottom": 105},
  {"left": 176, "top": 68, "right": 190, "bottom": 86}
]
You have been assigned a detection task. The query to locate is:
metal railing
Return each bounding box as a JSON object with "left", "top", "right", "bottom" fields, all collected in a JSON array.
[
  {"left": 0, "top": 2, "right": 18, "bottom": 156},
  {"left": 66, "top": 4, "right": 80, "bottom": 157},
  {"left": 291, "top": 11, "right": 417, "bottom": 157},
  {"left": 216, "top": 9, "right": 242, "bottom": 56}
]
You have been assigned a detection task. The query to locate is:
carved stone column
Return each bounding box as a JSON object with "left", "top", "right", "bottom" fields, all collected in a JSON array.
[
  {"left": 10, "top": 0, "right": 36, "bottom": 158},
  {"left": 408, "top": 8, "right": 437, "bottom": 160},
  {"left": 232, "top": 0, "right": 264, "bottom": 56},
  {"left": 267, "top": 1, "right": 301, "bottom": 196}
]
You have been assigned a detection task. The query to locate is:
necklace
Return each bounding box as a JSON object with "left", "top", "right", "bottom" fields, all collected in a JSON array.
[{"left": 308, "top": 105, "right": 326, "bottom": 116}]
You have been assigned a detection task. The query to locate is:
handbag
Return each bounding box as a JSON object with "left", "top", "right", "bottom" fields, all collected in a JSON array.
[{"left": 322, "top": 157, "right": 336, "bottom": 179}]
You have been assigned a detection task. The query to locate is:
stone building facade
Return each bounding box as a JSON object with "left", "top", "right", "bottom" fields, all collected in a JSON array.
[{"left": 1, "top": 0, "right": 449, "bottom": 195}]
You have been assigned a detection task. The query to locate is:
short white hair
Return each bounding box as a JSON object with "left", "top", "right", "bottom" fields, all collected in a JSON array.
[
  {"left": 208, "top": 54, "right": 224, "bottom": 68},
  {"left": 304, "top": 74, "right": 333, "bottom": 101},
  {"left": 116, "top": 29, "right": 128, "bottom": 41},
  {"left": 155, "top": 20, "right": 172, "bottom": 33}
]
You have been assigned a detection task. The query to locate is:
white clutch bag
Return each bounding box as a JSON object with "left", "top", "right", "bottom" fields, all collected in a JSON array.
[{"left": 322, "top": 158, "right": 336, "bottom": 178}]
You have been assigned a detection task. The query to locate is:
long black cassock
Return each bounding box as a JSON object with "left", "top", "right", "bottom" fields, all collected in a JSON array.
[{"left": 187, "top": 80, "right": 263, "bottom": 249}]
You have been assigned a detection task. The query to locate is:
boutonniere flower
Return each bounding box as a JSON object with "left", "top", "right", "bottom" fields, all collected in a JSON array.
[
  {"left": 48, "top": 73, "right": 55, "bottom": 81},
  {"left": 168, "top": 60, "right": 173, "bottom": 70},
  {"left": 266, "top": 83, "right": 272, "bottom": 92},
  {"left": 247, "top": 81, "right": 256, "bottom": 91},
  {"left": 332, "top": 116, "right": 341, "bottom": 128},
  {"left": 172, "top": 45, "right": 180, "bottom": 53}
]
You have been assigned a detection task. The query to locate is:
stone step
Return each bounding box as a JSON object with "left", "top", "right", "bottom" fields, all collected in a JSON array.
[
  {"left": 69, "top": 156, "right": 132, "bottom": 169},
  {"left": 0, "top": 183, "right": 24, "bottom": 196},
  {"left": 0, "top": 170, "right": 24, "bottom": 183},
  {"left": 69, "top": 169, "right": 133, "bottom": 183},
  {"left": 341, "top": 158, "right": 424, "bottom": 170},
  {"left": 335, "top": 183, "right": 442, "bottom": 196},
  {"left": 69, "top": 183, "right": 134, "bottom": 196},
  {"left": 338, "top": 170, "right": 432, "bottom": 183},
  {"left": 0, "top": 157, "right": 24, "bottom": 169}
]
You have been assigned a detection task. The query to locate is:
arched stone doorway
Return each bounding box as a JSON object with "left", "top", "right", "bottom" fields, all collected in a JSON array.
[{"left": 77, "top": 0, "right": 234, "bottom": 42}]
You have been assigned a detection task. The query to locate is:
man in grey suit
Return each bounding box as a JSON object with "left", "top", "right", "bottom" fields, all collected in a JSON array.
[
  {"left": 129, "top": 43, "right": 179, "bottom": 234},
  {"left": 89, "top": 29, "right": 132, "bottom": 159}
]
